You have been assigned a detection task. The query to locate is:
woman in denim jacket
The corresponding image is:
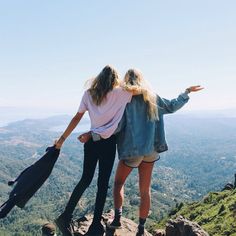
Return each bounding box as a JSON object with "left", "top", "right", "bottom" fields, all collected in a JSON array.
[{"left": 108, "top": 69, "right": 203, "bottom": 236}]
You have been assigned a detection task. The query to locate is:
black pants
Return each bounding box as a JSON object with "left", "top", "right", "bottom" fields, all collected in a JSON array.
[{"left": 63, "top": 135, "right": 116, "bottom": 224}]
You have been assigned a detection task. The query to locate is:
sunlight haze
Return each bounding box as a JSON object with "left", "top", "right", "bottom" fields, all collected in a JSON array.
[{"left": 0, "top": 0, "right": 235, "bottom": 114}]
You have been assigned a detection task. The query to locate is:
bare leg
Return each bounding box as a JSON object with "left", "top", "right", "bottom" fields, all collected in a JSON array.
[
  {"left": 113, "top": 160, "right": 133, "bottom": 209},
  {"left": 138, "top": 161, "right": 154, "bottom": 219}
]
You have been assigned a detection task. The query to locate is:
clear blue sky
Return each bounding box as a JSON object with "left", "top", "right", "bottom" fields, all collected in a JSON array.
[{"left": 0, "top": 0, "right": 236, "bottom": 114}]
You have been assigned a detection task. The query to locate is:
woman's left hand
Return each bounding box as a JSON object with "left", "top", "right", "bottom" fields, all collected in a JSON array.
[
  {"left": 186, "top": 85, "right": 204, "bottom": 93},
  {"left": 78, "top": 132, "right": 91, "bottom": 143}
]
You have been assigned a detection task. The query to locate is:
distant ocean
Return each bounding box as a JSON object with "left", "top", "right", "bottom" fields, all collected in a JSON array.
[
  {"left": 0, "top": 110, "right": 59, "bottom": 127},
  {"left": 1, "top": 106, "right": 236, "bottom": 129},
  {"left": 50, "top": 123, "right": 90, "bottom": 133},
  {"left": 0, "top": 107, "right": 90, "bottom": 132},
  {"left": 0, "top": 113, "right": 45, "bottom": 127}
]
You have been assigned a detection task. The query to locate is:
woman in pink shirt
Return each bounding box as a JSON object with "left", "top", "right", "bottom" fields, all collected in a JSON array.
[{"left": 54, "top": 65, "right": 135, "bottom": 236}]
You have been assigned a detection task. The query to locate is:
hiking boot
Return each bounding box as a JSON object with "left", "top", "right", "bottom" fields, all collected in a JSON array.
[
  {"left": 136, "top": 225, "right": 145, "bottom": 236},
  {"left": 106, "top": 219, "right": 122, "bottom": 229},
  {"left": 55, "top": 213, "right": 74, "bottom": 236},
  {"left": 84, "top": 222, "right": 105, "bottom": 236}
]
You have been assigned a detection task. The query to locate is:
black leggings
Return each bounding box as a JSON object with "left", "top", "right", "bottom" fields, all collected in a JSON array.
[{"left": 63, "top": 135, "right": 116, "bottom": 224}]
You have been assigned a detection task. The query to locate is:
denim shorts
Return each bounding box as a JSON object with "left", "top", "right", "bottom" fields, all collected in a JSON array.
[{"left": 123, "top": 151, "right": 160, "bottom": 168}]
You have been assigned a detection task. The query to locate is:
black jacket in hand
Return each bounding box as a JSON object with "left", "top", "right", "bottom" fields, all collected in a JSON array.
[{"left": 0, "top": 146, "right": 60, "bottom": 219}]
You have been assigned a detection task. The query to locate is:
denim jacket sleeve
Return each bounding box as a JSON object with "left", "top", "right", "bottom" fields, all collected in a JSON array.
[{"left": 157, "top": 91, "right": 189, "bottom": 115}]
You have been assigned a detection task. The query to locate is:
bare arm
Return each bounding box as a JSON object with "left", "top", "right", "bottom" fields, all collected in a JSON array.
[
  {"left": 122, "top": 84, "right": 144, "bottom": 95},
  {"left": 55, "top": 112, "right": 84, "bottom": 149},
  {"left": 158, "top": 85, "right": 204, "bottom": 114}
]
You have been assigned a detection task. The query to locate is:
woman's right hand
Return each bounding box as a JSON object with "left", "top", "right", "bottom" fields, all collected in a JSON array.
[{"left": 54, "top": 140, "right": 62, "bottom": 149}]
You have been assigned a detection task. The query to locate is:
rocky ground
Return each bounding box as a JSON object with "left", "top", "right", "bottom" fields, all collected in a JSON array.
[
  {"left": 72, "top": 210, "right": 152, "bottom": 236},
  {"left": 59, "top": 210, "right": 208, "bottom": 236}
]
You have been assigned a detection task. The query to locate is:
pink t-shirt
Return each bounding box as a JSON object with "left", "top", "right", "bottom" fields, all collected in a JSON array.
[{"left": 78, "top": 87, "right": 132, "bottom": 139}]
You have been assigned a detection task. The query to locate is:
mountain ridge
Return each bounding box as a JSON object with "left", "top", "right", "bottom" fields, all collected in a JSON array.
[{"left": 0, "top": 115, "right": 235, "bottom": 235}]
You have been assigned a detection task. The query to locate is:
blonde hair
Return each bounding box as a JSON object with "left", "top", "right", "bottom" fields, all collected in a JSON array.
[
  {"left": 87, "top": 65, "right": 120, "bottom": 105},
  {"left": 124, "top": 69, "right": 158, "bottom": 121}
]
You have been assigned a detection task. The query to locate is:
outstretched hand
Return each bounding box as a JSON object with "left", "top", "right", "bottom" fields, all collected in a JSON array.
[{"left": 186, "top": 85, "right": 204, "bottom": 93}]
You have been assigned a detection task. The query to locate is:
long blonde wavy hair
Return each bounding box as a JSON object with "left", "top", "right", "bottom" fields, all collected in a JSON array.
[
  {"left": 87, "top": 65, "right": 120, "bottom": 105},
  {"left": 124, "top": 69, "right": 158, "bottom": 121}
]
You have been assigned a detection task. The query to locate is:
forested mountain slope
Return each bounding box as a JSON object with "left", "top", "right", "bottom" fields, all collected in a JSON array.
[{"left": 0, "top": 114, "right": 235, "bottom": 235}]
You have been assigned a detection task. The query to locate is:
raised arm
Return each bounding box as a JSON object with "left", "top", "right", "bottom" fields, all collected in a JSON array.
[
  {"left": 158, "top": 85, "right": 203, "bottom": 115},
  {"left": 55, "top": 112, "right": 84, "bottom": 149}
]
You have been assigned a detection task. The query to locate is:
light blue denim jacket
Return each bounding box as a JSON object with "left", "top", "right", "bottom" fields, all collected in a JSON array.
[{"left": 116, "top": 92, "right": 190, "bottom": 160}]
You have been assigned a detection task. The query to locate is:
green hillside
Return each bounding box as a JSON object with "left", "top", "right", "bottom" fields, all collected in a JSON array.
[
  {"left": 1, "top": 115, "right": 236, "bottom": 235},
  {"left": 153, "top": 188, "right": 236, "bottom": 236}
]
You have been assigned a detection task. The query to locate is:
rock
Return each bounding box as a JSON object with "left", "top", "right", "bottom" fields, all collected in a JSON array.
[
  {"left": 222, "top": 183, "right": 234, "bottom": 191},
  {"left": 165, "top": 215, "right": 209, "bottom": 236},
  {"left": 72, "top": 210, "right": 153, "bottom": 236},
  {"left": 218, "top": 204, "right": 226, "bottom": 214},
  {"left": 234, "top": 173, "right": 236, "bottom": 188},
  {"left": 41, "top": 222, "right": 56, "bottom": 236},
  {"left": 153, "top": 229, "right": 166, "bottom": 236},
  {"left": 222, "top": 173, "right": 236, "bottom": 190}
]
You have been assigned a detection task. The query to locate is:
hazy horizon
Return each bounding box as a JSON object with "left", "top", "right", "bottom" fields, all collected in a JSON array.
[
  {"left": 1, "top": 105, "right": 236, "bottom": 128},
  {"left": 1, "top": 0, "right": 236, "bottom": 112}
]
